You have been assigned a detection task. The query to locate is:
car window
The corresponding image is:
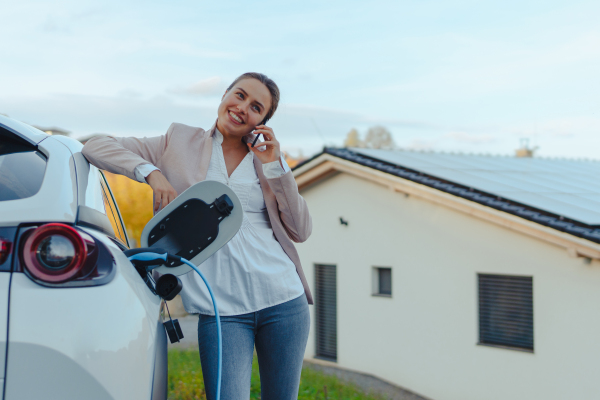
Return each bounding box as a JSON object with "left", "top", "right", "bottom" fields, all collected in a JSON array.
[
  {"left": 0, "top": 141, "right": 47, "bottom": 202},
  {"left": 99, "top": 172, "right": 129, "bottom": 248}
]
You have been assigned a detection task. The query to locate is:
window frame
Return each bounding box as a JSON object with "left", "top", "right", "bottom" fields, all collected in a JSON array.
[
  {"left": 99, "top": 171, "right": 130, "bottom": 249},
  {"left": 372, "top": 266, "right": 392, "bottom": 298}
]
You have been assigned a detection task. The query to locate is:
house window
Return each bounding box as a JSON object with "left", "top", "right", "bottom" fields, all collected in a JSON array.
[
  {"left": 315, "top": 264, "right": 337, "bottom": 361},
  {"left": 372, "top": 267, "right": 392, "bottom": 297},
  {"left": 478, "top": 274, "right": 533, "bottom": 352}
]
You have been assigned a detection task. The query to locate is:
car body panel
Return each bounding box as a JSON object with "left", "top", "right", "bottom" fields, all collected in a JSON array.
[
  {"left": 151, "top": 319, "right": 168, "bottom": 400},
  {"left": 74, "top": 152, "right": 106, "bottom": 213},
  {"left": 5, "top": 342, "right": 113, "bottom": 400},
  {"left": 0, "top": 273, "right": 10, "bottom": 383},
  {"left": 86, "top": 227, "right": 163, "bottom": 332},
  {"left": 0, "top": 137, "right": 78, "bottom": 227},
  {"left": 5, "top": 233, "right": 162, "bottom": 400},
  {"left": 49, "top": 133, "right": 85, "bottom": 154},
  {"left": 0, "top": 227, "right": 16, "bottom": 399}
]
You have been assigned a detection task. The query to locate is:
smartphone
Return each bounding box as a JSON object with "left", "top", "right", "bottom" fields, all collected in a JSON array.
[{"left": 251, "top": 132, "right": 262, "bottom": 148}]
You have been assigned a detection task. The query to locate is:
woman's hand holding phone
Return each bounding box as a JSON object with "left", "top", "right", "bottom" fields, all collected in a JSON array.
[
  {"left": 146, "top": 170, "right": 178, "bottom": 212},
  {"left": 247, "top": 125, "right": 281, "bottom": 165}
]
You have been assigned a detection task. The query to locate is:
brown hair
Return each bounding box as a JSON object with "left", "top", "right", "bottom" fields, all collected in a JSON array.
[{"left": 227, "top": 72, "right": 280, "bottom": 125}]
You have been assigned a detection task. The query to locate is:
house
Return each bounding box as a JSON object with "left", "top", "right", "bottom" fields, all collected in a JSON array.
[{"left": 293, "top": 147, "right": 600, "bottom": 400}]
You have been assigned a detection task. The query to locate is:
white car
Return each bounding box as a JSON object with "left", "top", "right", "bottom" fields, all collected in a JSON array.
[{"left": 0, "top": 115, "right": 168, "bottom": 400}]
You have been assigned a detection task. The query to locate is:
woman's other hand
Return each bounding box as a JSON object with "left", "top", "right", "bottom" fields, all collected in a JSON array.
[
  {"left": 146, "top": 170, "right": 178, "bottom": 212},
  {"left": 247, "top": 125, "right": 281, "bottom": 165}
]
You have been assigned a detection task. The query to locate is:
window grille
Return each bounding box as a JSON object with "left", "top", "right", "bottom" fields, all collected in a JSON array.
[
  {"left": 315, "top": 264, "right": 337, "bottom": 361},
  {"left": 478, "top": 274, "right": 533, "bottom": 351}
]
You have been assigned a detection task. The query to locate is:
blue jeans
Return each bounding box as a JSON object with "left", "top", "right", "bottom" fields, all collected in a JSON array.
[{"left": 197, "top": 294, "right": 310, "bottom": 400}]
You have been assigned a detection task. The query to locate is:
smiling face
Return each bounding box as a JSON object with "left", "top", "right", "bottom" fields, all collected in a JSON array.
[{"left": 216, "top": 78, "right": 272, "bottom": 138}]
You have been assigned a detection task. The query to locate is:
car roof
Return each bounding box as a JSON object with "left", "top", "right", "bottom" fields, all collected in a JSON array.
[{"left": 0, "top": 114, "right": 49, "bottom": 145}]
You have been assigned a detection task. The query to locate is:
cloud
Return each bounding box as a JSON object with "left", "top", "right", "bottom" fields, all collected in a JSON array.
[
  {"left": 169, "top": 77, "right": 225, "bottom": 97},
  {"left": 0, "top": 93, "right": 217, "bottom": 139},
  {"left": 444, "top": 132, "right": 496, "bottom": 144},
  {"left": 3, "top": 92, "right": 600, "bottom": 161}
]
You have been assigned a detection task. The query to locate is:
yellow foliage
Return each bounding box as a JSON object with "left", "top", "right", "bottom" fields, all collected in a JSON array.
[
  {"left": 103, "top": 171, "right": 153, "bottom": 247},
  {"left": 283, "top": 152, "right": 305, "bottom": 169}
]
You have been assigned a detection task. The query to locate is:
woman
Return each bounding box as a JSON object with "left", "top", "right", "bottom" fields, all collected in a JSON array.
[{"left": 82, "top": 72, "right": 313, "bottom": 400}]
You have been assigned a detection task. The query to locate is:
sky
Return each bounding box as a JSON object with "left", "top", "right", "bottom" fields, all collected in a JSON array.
[{"left": 1, "top": 0, "right": 599, "bottom": 159}]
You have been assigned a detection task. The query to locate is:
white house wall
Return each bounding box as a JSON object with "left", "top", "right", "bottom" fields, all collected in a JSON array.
[{"left": 296, "top": 172, "right": 600, "bottom": 400}]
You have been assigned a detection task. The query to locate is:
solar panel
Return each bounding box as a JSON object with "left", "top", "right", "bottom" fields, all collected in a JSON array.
[{"left": 352, "top": 148, "right": 600, "bottom": 225}]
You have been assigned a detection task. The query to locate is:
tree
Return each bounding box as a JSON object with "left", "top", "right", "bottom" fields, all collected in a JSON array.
[
  {"left": 363, "top": 126, "right": 395, "bottom": 149},
  {"left": 344, "top": 128, "right": 362, "bottom": 147},
  {"left": 103, "top": 171, "right": 154, "bottom": 247}
]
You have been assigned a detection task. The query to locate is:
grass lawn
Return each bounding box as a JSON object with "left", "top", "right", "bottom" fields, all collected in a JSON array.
[{"left": 168, "top": 349, "right": 384, "bottom": 400}]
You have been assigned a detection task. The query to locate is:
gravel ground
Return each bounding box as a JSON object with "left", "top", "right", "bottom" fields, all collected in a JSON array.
[
  {"left": 303, "top": 360, "right": 431, "bottom": 400},
  {"left": 167, "top": 315, "right": 431, "bottom": 400}
]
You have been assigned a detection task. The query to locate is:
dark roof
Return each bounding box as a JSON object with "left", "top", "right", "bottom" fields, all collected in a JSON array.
[
  {"left": 296, "top": 147, "right": 600, "bottom": 245},
  {"left": 352, "top": 147, "right": 600, "bottom": 224}
]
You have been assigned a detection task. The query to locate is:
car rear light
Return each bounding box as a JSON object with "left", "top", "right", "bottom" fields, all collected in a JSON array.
[
  {"left": 22, "top": 223, "right": 87, "bottom": 283},
  {"left": 0, "top": 238, "right": 11, "bottom": 264},
  {"left": 18, "top": 223, "right": 114, "bottom": 287}
]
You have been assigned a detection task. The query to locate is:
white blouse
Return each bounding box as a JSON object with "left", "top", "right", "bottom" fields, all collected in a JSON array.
[{"left": 137, "top": 129, "right": 305, "bottom": 315}]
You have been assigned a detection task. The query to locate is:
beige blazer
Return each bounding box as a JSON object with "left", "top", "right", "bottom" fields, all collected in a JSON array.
[{"left": 82, "top": 122, "right": 314, "bottom": 304}]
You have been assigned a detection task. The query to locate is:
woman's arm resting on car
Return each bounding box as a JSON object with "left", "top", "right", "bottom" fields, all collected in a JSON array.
[{"left": 82, "top": 123, "right": 175, "bottom": 181}]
